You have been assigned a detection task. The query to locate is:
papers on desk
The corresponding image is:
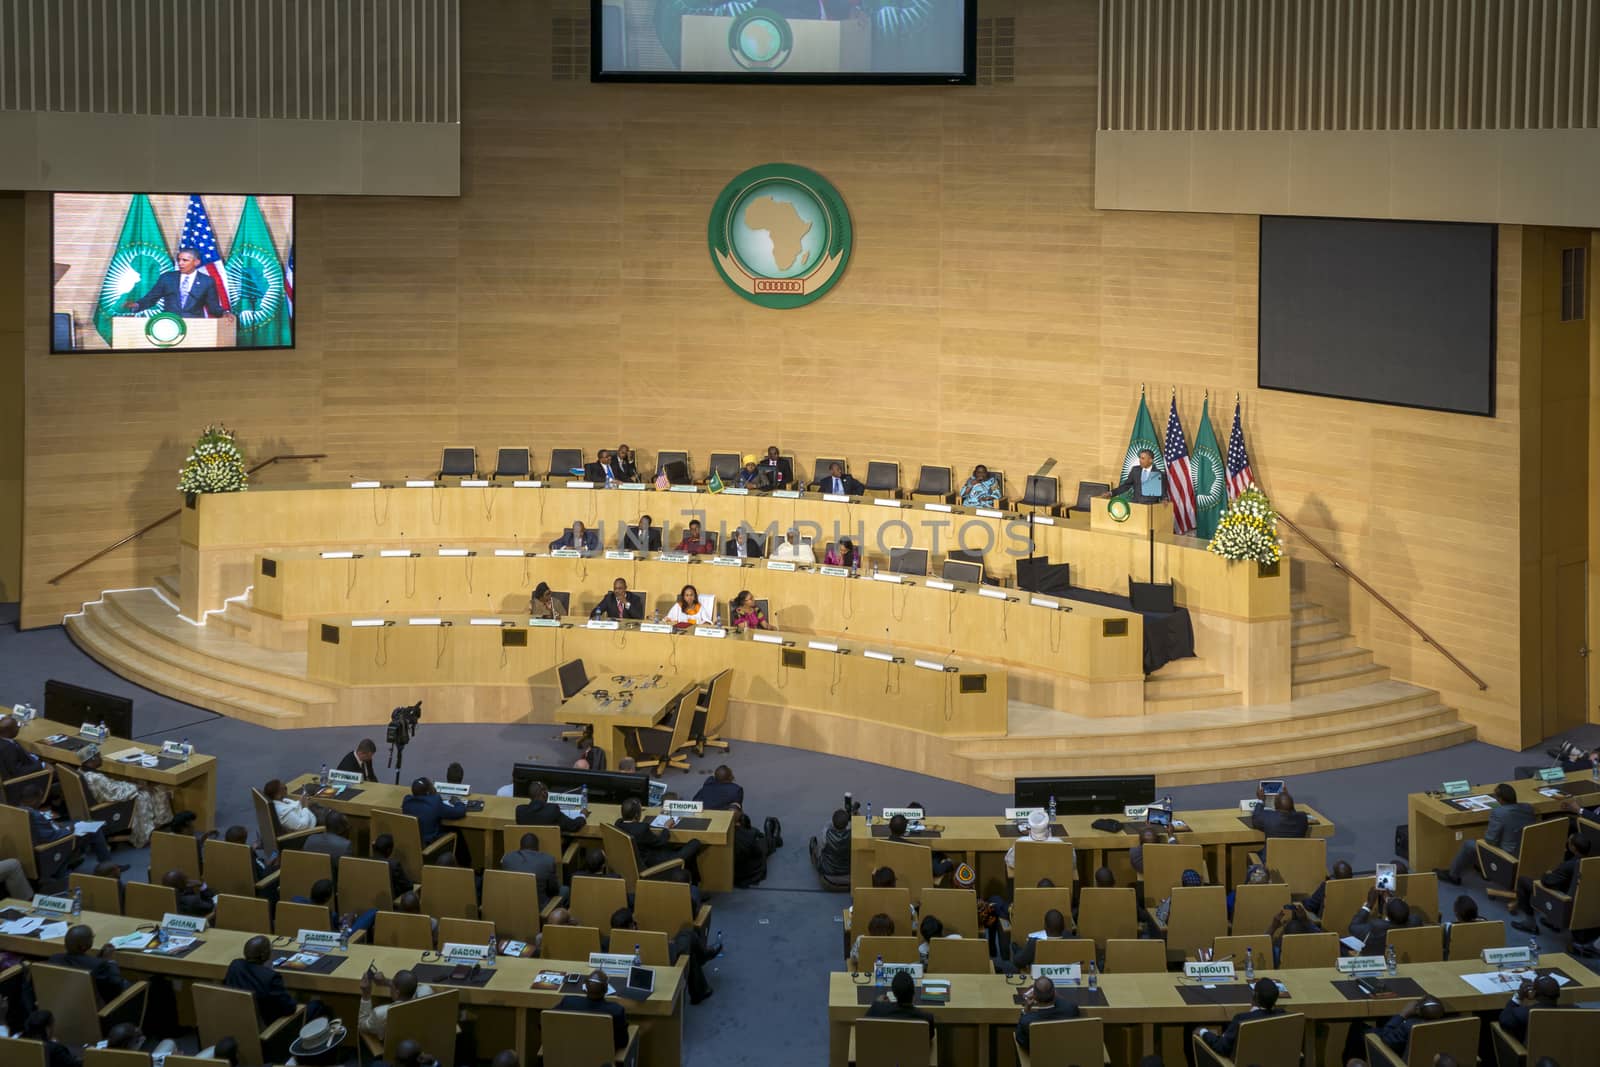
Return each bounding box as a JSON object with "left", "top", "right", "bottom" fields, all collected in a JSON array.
[
  {"left": 1340, "top": 936, "right": 1367, "bottom": 953},
  {"left": 36, "top": 920, "right": 69, "bottom": 941},
  {"left": 108, "top": 747, "right": 147, "bottom": 762},
  {"left": 1457, "top": 969, "right": 1573, "bottom": 996},
  {"left": 145, "top": 936, "right": 196, "bottom": 955},
  {"left": 1454, "top": 794, "right": 1496, "bottom": 812},
  {"left": 650, "top": 815, "right": 674, "bottom": 829},
  {"left": 110, "top": 931, "right": 156, "bottom": 951},
  {"left": 74, "top": 821, "right": 106, "bottom": 835},
  {"left": 0, "top": 916, "right": 45, "bottom": 936},
  {"left": 1538, "top": 787, "right": 1566, "bottom": 797}
]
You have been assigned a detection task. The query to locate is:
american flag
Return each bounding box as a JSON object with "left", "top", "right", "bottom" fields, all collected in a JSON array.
[
  {"left": 284, "top": 244, "right": 294, "bottom": 316},
  {"left": 1163, "top": 395, "right": 1197, "bottom": 535},
  {"left": 1226, "top": 398, "right": 1256, "bottom": 500},
  {"left": 179, "top": 194, "right": 229, "bottom": 314}
]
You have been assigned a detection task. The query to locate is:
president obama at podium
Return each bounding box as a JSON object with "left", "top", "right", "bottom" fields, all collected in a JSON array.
[
  {"left": 1112, "top": 449, "right": 1166, "bottom": 503},
  {"left": 123, "top": 247, "right": 229, "bottom": 318}
]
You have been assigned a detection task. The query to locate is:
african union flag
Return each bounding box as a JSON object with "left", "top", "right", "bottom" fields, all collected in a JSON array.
[{"left": 94, "top": 194, "right": 173, "bottom": 343}]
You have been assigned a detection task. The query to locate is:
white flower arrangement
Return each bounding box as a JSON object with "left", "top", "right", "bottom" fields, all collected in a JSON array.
[
  {"left": 178, "top": 424, "right": 248, "bottom": 493},
  {"left": 1207, "top": 488, "right": 1282, "bottom": 564}
]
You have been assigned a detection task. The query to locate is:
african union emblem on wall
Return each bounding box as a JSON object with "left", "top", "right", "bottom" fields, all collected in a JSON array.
[{"left": 708, "top": 163, "right": 852, "bottom": 309}]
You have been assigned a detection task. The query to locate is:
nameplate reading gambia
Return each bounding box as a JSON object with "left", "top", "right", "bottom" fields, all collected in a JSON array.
[
  {"left": 1182, "top": 961, "right": 1234, "bottom": 980},
  {"left": 299, "top": 929, "right": 343, "bottom": 950},
  {"left": 161, "top": 913, "right": 207, "bottom": 934}
]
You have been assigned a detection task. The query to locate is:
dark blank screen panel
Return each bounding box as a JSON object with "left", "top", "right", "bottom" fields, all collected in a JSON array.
[{"left": 1258, "top": 216, "right": 1496, "bottom": 416}]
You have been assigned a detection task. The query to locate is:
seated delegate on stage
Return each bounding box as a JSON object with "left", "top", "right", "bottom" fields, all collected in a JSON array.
[
  {"left": 772, "top": 529, "right": 815, "bottom": 564},
  {"left": 676, "top": 519, "right": 715, "bottom": 555},
  {"left": 823, "top": 538, "right": 857, "bottom": 568},
  {"left": 959, "top": 464, "right": 1001, "bottom": 508},
  {"left": 812, "top": 461, "right": 863, "bottom": 496},
  {"left": 730, "top": 590, "right": 768, "bottom": 630},
  {"left": 549, "top": 520, "right": 599, "bottom": 555},
  {"left": 736, "top": 454, "right": 771, "bottom": 490},
  {"left": 530, "top": 581, "right": 563, "bottom": 620},
  {"left": 1111, "top": 448, "right": 1166, "bottom": 502},
  {"left": 595, "top": 578, "right": 645, "bottom": 620},
  {"left": 727, "top": 528, "right": 764, "bottom": 559},
  {"left": 613, "top": 444, "right": 639, "bottom": 482},
  {"left": 666, "top": 585, "right": 716, "bottom": 627},
  {"left": 336, "top": 738, "right": 379, "bottom": 782},
  {"left": 583, "top": 449, "right": 617, "bottom": 483},
  {"left": 758, "top": 445, "right": 793, "bottom": 488},
  {"left": 622, "top": 514, "right": 662, "bottom": 552}
]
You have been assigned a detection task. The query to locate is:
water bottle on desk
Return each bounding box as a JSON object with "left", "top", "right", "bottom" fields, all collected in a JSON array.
[
  {"left": 338, "top": 920, "right": 350, "bottom": 952},
  {"left": 319, "top": 763, "right": 329, "bottom": 788},
  {"left": 874, "top": 954, "right": 885, "bottom": 987},
  {"left": 180, "top": 737, "right": 191, "bottom": 759},
  {"left": 865, "top": 801, "right": 873, "bottom": 825},
  {"left": 98, "top": 719, "right": 108, "bottom": 739},
  {"left": 632, "top": 943, "right": 641, "bottom": 966},
  {"left": 1528, "top": 937, "right": 1540, "bottom": 968},
  {"left": 71, "top": 887, "right": 82, "bottom": 917},
  {"left": 1047, "top": 794, "right": 1056, "bottom": 820},
  {"left": 580, "top": 784, "right": 589, "bottom": 810},
  {"left": 487, "top": 936, "right": 498, "bottom": 964},
  {"left": 1087, "top": 960, "right": 1098, "bottom": 990},
  {"left": 1385, "top": 945, "right": 1397, "bottom": 976},
  {"left": 157, "top": 926, "right": 170, "bottom": 950},
  {"left": 1244, "top": 946, "right": 1255, "bottom": 981}
]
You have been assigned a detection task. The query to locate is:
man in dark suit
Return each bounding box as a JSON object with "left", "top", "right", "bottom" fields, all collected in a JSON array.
[
  {"left": 302, "top": 811, "right": 354, "bottom": 870},
  {"left": 1511, "top": 833, "right": 1590, "bottom": 933},
  {"left": 1009, "top": 908, "right": 1070, "bottom": 973},
  {"left": 594, "top": 578, "right": 644, "bottom": 620},
  {"left": 516, "top": 782, "right": 588, "bottom": 834},
  {"left": 1251, "top": 788, "right": 1310, "bottom": 838},
  {"left": 1196, "top": 977, "right": 1282, "bottom": 1058},
  {"left": 812, "top": 461, "right": 864, "bottom": 496},
  {"left": 225, "top": 935, "right": 300, "bottom": 1025},
  {"left": 0, "top": 715, "right": 48, "bottom": 780},
  {"left": 1111, "top": 449, "right": 1166, "bottom": 502},
  {"left": 1498, "top": 974, "right": 1564, "bottom": 1043},
  {"left": 758, "top": 446, "right": 793, "bottom": 489},
  {"left": 621, "top": 515, "right": 662, "bottom": 552},
  {"left": 1015, "top": 975, "right": 1079, "bottom": 1051},
  {"left": 1349, "top": 890, "right": 1422, "bottom": 954},
  {"left": 692, "top": 766, "right": 744, "bottom": 811},
  {"left": 583, "top": 449, "right": 618, "bottom": 483},
  {"left": 727, "top": 528, "right": 764, "bottom": 559},
  {"left": 500, "top": 832, "right": 561, "bottom": 910},
  {"left": 48, "top": 924, "right": 130, "bottom": 1004},
  {"left": 1374, "top": 996, "right": 1446, "bottom": 1055},
  {"left": 24, "top": 782, "right": 114, "bottom": 877},
  {"left": 865, "top": 970, "right": 936, "bottom": 1041},
  {"left": 371, "top": 833, "right": 412, "bottom": 900},
  {"left": 555, "top": 971, "right": 628, "bottom": 1051},
  {"left": 1303, "top": 859, "right": 1353, "bottom": 916},
  {"left": 1437, "top": 783, "right": 1539, "bottom": 885},
  {"left": 122, "top": 248, "right": 229, "bottom": 318},
  {"left": 336, "top": 739, "right": 378, "bottom": 782},
  {"left": 608, "top": 907, "right": 721, "bottom": 1005},
  {"left": 616, "top": 796, "right": 705, "bottom": 883},
  {"left": 613, "top": 445, "right": 640, "bottom": 483},
  {"left": 549, "top": 521, "right": 600, "bottom": 555},
  {"left": 400, "top": 777, "right": 467, "bottom": 846},
  {"left": 161, "top": 868, "right": 216, "bottom": 918}
]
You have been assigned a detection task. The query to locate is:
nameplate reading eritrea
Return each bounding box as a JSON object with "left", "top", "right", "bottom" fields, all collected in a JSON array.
[{"left": 1182, "top": 961, "right": 1234, "bottom": 980}]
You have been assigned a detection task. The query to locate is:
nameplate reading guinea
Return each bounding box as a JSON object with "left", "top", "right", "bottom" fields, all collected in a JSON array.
[
  {"left": 31, "top": 894, "right": 74, "bottom": 915},
  {"left": 1182, "top": 961, "right": 1235, "bottom": 980}
]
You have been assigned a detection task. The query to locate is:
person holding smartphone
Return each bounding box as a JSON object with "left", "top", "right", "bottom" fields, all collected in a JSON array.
[{"left": 1251, "top": 783, "right": 1310, "bottom": 838}]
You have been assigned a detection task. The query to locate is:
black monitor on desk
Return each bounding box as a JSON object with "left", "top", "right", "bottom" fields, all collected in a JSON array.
[
  {"left": 511, "top": 762, "right": 651, "bottom": 806},
  {"left": 44, "top": 679, "right": 133, "bottom": 738},
  {"left": 1013, "top": 774, "right": 1155, "bottom": 815}
]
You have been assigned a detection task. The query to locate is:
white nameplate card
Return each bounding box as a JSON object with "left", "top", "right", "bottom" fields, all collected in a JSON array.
[
  {"left": 492, "top": 549, "right": 527, "bottom": 558},
  {"left": 409, "top": 617, "right": 444, "bottom": 626},
  {"left": 436, "top": 782, "right": 471, "bottom": 798},
  {"left": 161, "top": 913, "right": 207, "bottom": 934},
  {"left": 663, "top": 800, "right": 703, "bottom": 815},
  {"left": 547, "top": 792, "right": 585, "bottom": 808},
  {"left": 1035, "top": 963, "right": 1080, "bottom": 982},
  {"left": 976, "top": 507, "right": 1004, "bottom": 518},
  {"left": 768, "top": 560, "right": 797, "bottom": 572},
  {"left": 913, "top": 659, "right": 949, "bottom": 672},
  {"left": 471, "top": 617, "right": 509, "bottom": 627},
  {"left": 1123, "top": 805, "right": 1149, "bottom": 819},
  {"left": 873, "top": 572, "right": 904, "bottom": 584},
  {"left": 460, "top": 479, "right": 490, "bottom": 487},
  {"left": 551, "top": 548, "right": 582, "bottom": 558},
  {"left": 711, "top": 557, "right": 744, "bottom": 567},
  {"left": 1030, "top": 515, "right": 1055, "bottom": 526},
  {"left": 752, "top": 632, "right": 784, "bottom": 645},
  {"left": 512, "top": 480, "right": 542, "bottom": 488},
  {"left": 31, "top": 894, "right": 74, "bottom": 915},
  {"left": 438, "top": 548, "right": 473, "bottom": 557},
  {"left": 1442, "top": 780, "right": 1472, "bottom": 796},
  {"left": 658, "top": 552, "right": 691, "bottom": 563},
  {"left": 382, "top": 549, "right": 418, "bottom": 558},
  {"left": 319, "top": 550, "right": 358, "bottom": 559},
  {"left": 1030, "top": 597, "right": 1061, "bottom": 610},
  {"left": 79, "top": 723, "right": 109, "bottom": 741},
  {"left": 772, "top": 490, "right": 801, "bottom": 499},
  {"left": 872, "top": 498, "right": 904, "bottom": 508},
  {"left": 819, "top": 565, "right": 849, "bottom": 577},
  {"left": 639, "top": 622, "right": 675, "bottom": 635},
  {"left": 808, "top": 640, "right": 840, "bottom": 653},
  {"left": 161, "top": 740, "right": 193, "bottom": 757},
  {"left": 350, "top": 480, "right": 382, "bottom": 489},
  {"left": 299, "top": 929, "right": 343, "bottom": 951},
  {"left": 863, "top": 649, "right": 896, "bottom": 662},
  {"left": 1482, "top": 946, "right": 1534, "bottom": 966},
  {"left": 722, "top": 487, "right": 749, "bottom": 496},
  {"left": 1006, "top": 808, "right": 1041, "bottom": 821},
  {"left": 978, "top": 587, "right": 1009, "bottom": 601},
  {"left": 1239, "top": 799, "right": 1263, "bottom": 812},
  {"left": 528, "top": 618, "right": 561, "bottom": 628},
  {"left": 588, "top": 952, "right": 637, "bottom": 976},
  {"left": 327, "top": 770, "right": 363, "bottom": 787},
  {"left": 923, "top": 502, "right": 953, "bottom": 513},
  {"left": 618, "top": 483, "right": 648, "bottom": 491},
  {"left": 586, "top": 619, "right": 620, "bottom": 630},
  {"left": 669, "top": 484, "right": 700, "bottom": 493},
  {"left": 823, "top": 493, "right": 851, "bottom": 503},
  {"left": 405, "top": 480, "right": 435, "bottom": 488},
  {"left": 1182, "top": 961, "right": 1235, "bottom": 980},
  {"left": 605, "top": 550, "right": 637, "bottom": 561},
  {"left": 693, "top": 626, "right": 727, "bottom": 639},
  {"left": 881, "top": 962, "right": 923, "bottom": 979},
  {"left": 926, "top": 579, "right": 955, "bottom": 592},
  {"left": 1538, "top": 767, "right": 1566, "bottom": 782},
  {"left": 566, "top": 481, "right": 596, "bottom": 489},
  {"left": 880, "top": 808, "right": 923, "bottom": 821},
  {"left": 442, "top": 942, "right": 489, "bottom": 962},
  {"left": 351, "top": 618, "right": 388, "bottom": 627},
  {"left": 1336, "top": 956, "right": 1387, "bottom": 974}
]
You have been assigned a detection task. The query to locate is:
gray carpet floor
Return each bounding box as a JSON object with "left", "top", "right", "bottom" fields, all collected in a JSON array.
[{"left": 3, "top": 602, "right": 1597, "bottom": 1064}]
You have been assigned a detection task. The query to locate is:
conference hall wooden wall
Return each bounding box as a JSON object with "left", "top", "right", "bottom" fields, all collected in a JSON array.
[{"left": 19, "top": 0, "right": 1535, "bottom": 747}]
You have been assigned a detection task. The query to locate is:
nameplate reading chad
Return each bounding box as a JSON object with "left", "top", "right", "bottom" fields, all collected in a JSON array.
[{"left": 1005, "top": 808, "right": 1040, "bottom": 821}]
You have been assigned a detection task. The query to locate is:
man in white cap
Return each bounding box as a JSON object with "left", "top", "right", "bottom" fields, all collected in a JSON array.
[{"left": 1004, "top": 809, "right": 1065, "bottom": 876}]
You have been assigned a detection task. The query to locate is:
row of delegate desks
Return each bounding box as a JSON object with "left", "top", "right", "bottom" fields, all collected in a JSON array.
[
  {"left": 0, "top": 900, "right": 688, "bottom": 1066},
  {"left": 283, "top": 774, "right": 739, "bottom": 894},
  {"left": 11, "top": 715, "right": 220, "bottom": 832},
  {"left": 827, "top": 956, "right": 1600, "bottom": 1067},
  {"left": 1407, "top": 769, "right": 1600, "bottom": 872},
  {"left": 849, "top": 807, "right": 1335, "bottom": 898}
]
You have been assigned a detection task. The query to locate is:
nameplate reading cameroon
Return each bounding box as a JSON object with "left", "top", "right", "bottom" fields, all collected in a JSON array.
[{"left": 879, "top": 808, "right": 923, "bottom": 821}]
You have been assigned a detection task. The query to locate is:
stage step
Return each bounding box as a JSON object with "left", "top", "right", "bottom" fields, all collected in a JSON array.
[
  {"left": 156, "top": 574, "right": 181, "bottom": 601},
  {"left": 1291, "top": 631, "right": 1356, "bottom": 656},
  {"left": 1291, "top": 663, "right": 1390, "bottom": 697},
  {"left": 1291, "top": 646, "right": 1374, "bottom": 678},
  {"left": 1144, "top": 667, "right": 1227, "bottom": 698},
  {"left": 1143, "top": 688, "right": 1245, "bottom": 713},
  {"left": 1291, "top": 614, "right": 1343, "bottom": 641}
]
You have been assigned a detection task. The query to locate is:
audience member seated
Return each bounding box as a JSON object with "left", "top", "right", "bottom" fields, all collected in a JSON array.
[
  {"left": 1304, "top": 859, "right": 1354, "bottom": 916},
  {"left": 1016, "top": 976, "right": 1078, "bottom": 1051},
  {"left": 1516, "top": 741, "right": 1600, "bottom": 781},
  {"left": 47, "top": 924, "right": 129, "bottom": 1004},
  {"left": 23, "top": 781, "right": 114, "bottom": 879},
  {"left": 357, "top": 968, "right": 434, "bottom": 1042},
  {"left": 609, "top": 906, "right": 721, "bottom": 1004},
  {"left": 1374, "top": 996, "right": 1446, "bottom": 1055},
  {"left": 555, "top": 970, "right": 628, "bottom": 1051},
  {"left": 303, "top": 811, "right": 354, "bottom": 867},
  {"left": 613, "top": 445, "right": 639, "bottom": 482},
  {"left": 402, "top": 777, "right": 467, "bottom": 846},
  {"left": 1499, "top": 975, "right": 1565, "bottom": 1043},
  {"left": 810, "top": 809, "right": 852, "bottom": 888},
  {"left": 959, "top": 465, "right": 1001, "bottom": 508},
  {"left": 1251, "top": 787, "right": 1310, "bottom": 838},
  {"left": 536, "top": 906, "right": 574, "bottom": 955},
  {"left": 693, "top": 766, "right": 744, "bottom": 810},
  {"left": 1267, "top": 903, "right": 1323, "bottom": 965},
  {"left": 850, "top": 913, "right": 895, "bottom": 970},
  {"left": 1436, "top": 783, "right": 1536, "bottom": 885},
  {"left": 771, "top": 529, "right": 815, "bottom": 564},
  {"left": 865, "top": 970, "right": 936, "bottom": 1042},
  {"left": 295, "top": 877, "right": 377, "bottom": 937},
  {"left": 226, "top": 935, "right": 306, "bottom": 1026},
  {"left": 594, "top": 577, "right": 644, "bottom": 620},
  {"left": 395, "top": 891, "right": 439, "bottom": 941},
  {"left": 1511, "top": 833, "right": 1590, "bottom": 933},
  {"left": 265, "top": 778, "right": 323, "bottom": 832},
  {"left": 1152, "top": 869, "right": 1205, "bottom": 929},
  {"left": 730, "top": 590, "right": 769, "bottom": 630},
  {"left": 727, "top": 530, "right": 764, "bottom": 560},
  {"left": 371, "top": 833, "right": 412, "bottom": 900},
  {"left": 1349, "top": 889, "right": 1422, "bottom": 955},
  {"left": 666, "top": 584, "right": 715, "bottom": 625},
  {"left": 812, "top": 462, "right": 863, "bottom": 496},
  {"left": 443, "top": 763, "right": 465, "bottom": 786},
  {"left": 1010, "top": 908, "right": 1070, "bottom": 972},
  {"left": 0, "top": 715, "right": 48, "bottom": 779},
  {"left": 78, "top": 746, "right": 175, "bottom": 848},
  {"left": 583, "top": 449, "right": 617, "bottom": 483},
  {"left": 501, "top": 832, "right": 561, "bottom": 910},
  {"left": 516, "top": 782, "right": 588, "bottom": 833},
  {"left": 1129, "top": 827, "right": 1162, "bottom": 875},
  {"left": 336, "top": 738, "right": 380, "bottom": 782},
  {"left": 103, "top": 1020, "right": 176, "bottom": 1057},
  {"left": 888, "top": 813, "right": 955, "bottom": 880},
  {"left": 822, "top": 538, "right": 858, "bottom": 569},
  {"left": 162, "top": 868, "right": 216, "bottom": 918},
  {"left": 615, "top": 797, "right": 705, "bottom": 884},
  {"left": 1004, "top": 810, "right": 1064, "bottom": 875},
  {"left": 675, "top": 521, "right": 715, "bottom": 556},
  {"left": 22, "top": 1009, "right": 80, "bottom": 1067},
  {"left": 1196, "top": 977, "right": 1282, "bottom": 1059},
  {"left": 733, "top": 811, "right": 775, "bottom": 888},
  {"left": 622, "top": 514, "right": 661, "bottom": 552},
  {"left": 549, "top": 520, "right": 599, "bottom": 554},
  {"left": 530, "top": 581, "right": 564, "bottom": 621}
]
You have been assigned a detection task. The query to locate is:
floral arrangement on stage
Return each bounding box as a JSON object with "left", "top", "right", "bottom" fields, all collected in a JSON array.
[
  {"left": 1207, "top": 488, "right": 1281, "bottom": 564},
  {"left": 177, "top": 424, "right": 248, "bottom": 493}
]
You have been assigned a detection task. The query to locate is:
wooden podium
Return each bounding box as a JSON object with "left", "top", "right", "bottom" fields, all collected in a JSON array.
[
  {"left": 110, "top": 315, "right": 236, "bottom": 350},
  {"left": 681, "top": 14, "right": 870, "bottom": 72},
  {"left": 1090, "top": 496, "right": 1173, "bottom": 536}
]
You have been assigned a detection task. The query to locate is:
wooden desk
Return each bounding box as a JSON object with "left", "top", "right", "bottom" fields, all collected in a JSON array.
[
  {"left": 0, "top": 899, "right": 687, "bottom": 1066},
  {"left": 284, "top": 774, "right": 738, "bottom": 893},
  {"left": 849, "top": 807, "right": 1334, "bottom": 898},
  {"left": 564, "top": 673, "right": 686, "bottom": 770},
  {"left": 12, "top": 714, "right": 219, "bottom": 831},
  {"left": 827, "top": 955, "right": 1599, "bottom": 1067},
  {"left": 255, "top": 549, "right": 1144, "bottom": 715},
  {"left": 1407, "top": 772, "right": 1600, "bottom": 871}
]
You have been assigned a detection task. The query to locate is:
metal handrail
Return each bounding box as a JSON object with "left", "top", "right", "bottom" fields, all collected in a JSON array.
[
  {"left": 46, "top": 453, "right": 326, "bottom": 585},
  {"left": 1277, "top": 513, "right": 1488, "bottom": 691}
]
